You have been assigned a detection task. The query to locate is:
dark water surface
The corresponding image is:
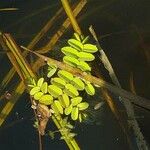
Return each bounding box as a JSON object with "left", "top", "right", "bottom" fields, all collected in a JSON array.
[{"left": 0, "top": 0, "right": 149, "bottom": 150}]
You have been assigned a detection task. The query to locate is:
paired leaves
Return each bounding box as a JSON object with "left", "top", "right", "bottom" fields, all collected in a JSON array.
[
  {"left": 58, "top": 70, "right": 74, "bottom": 83},
  {"left": 47, "top": 63, "right": 57, "bottom": 78},
  {"left": 29, "top": 33, "right": 97, "bottom": 123}
]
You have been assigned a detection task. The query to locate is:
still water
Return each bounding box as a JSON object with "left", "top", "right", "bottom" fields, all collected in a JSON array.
[{"left": 0, "top": 0, "right": 149, "bottom": 150}]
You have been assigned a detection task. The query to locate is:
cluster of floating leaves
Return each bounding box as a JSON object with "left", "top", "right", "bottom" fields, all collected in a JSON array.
[
  {"left": 28, "top": 33, "right": 98, "bottom": 122},
  {"left": 29, "top": 72, "right": 93, "bottom": 121},
  {"left": 62, "top": 33, "right": 98, "bottom": 72}
]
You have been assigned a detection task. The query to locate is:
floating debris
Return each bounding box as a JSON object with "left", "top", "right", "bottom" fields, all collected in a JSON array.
[
  {"left": 0, "top": 91, "right": 12, "bottom": 101},
  {"left": 94, "top": 101, "right": 104, "bottom": 110},
  {"left": 0, "top": 8, "right": 19, "bottom": 11}
]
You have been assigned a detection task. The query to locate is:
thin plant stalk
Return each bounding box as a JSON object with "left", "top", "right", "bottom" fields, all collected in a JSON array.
[
  {"left": 61, "top": 0, "right": 82, "bottom": 35},
  {"left": 89, "top": 26, "right": 148, "bottom": 150},
  {"left": 37, "top": 0, "right": 87, "bottom": 53}
]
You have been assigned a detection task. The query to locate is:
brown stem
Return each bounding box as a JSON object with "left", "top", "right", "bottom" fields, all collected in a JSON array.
[{"left": 21, "top": 46, "right": 150, "bottom": 111}]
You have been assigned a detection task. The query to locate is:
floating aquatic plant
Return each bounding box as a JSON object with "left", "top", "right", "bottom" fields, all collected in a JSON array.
[
  {"left": 27, "top": 33, "right": 99, "bottom": 143},
  {"left": 48, "top": 117, "right": 77, "bottom": 140},
  {"left": 29, "top": 33, "right": 98, "bottom": 123},
  {"left": 0, "top": 0, "right": 148, "bottom": 149}
]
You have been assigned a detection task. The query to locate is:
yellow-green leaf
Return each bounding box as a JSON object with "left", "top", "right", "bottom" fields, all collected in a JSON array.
[
  {"left": 47, "top": 63, "right": 57, "bottom": 78},
  {"left": 58, "top": 94, "right": 70, "bottom": 108},
  {"left": 41, "top": 82, "right": 48, "bottom": 93},
  {"left": 77, "top": 61, "right": 91, "bottom": 72},
  {"left": 68, "top": 39, "right": 83, "bottom": 51},
  {"left": 85, "top": 83, "right": 95, "bottom": 95},
  {"left": 61, "top": 46, "right": 78, "bottom": 58},
  {"left": 34, "top": 92, "right": 43, "bottom": 100},
  {"left": 52, "top": 100, "right": 63, "bottom": 114},
  {"left": 71, "top": 107, "right": 78, "bottom": 120},
  {"left": 28, "top": 84, "right": 35, "bottom": 88},
  {"left": 63, "top": 56, "right": 79, "bottom": 67},
  {"left": 77, "top": 52, "right": 95, "bottom": 61},
  {"left": 65, "top": 104, "right": 73, "bottom": 115},
  {"left": 37, "top": 78, "right": 44, "bottom": 87},
  {"left": 71, "top": 97, "right": 82, "bottom": 106},
  {"left": 30, "top": 78, "right": 36, "bottom": 86},
  {"left": 51, "top": 77, "right": 66, "bottom": 89},
  {"left": 77, "top": 102, "right": 89, "bottom": 110},
  {"left": 39, "top": 94, "right": 53, "bottom": 105},
  {"left": 64, "top": 84, "right": 79, "bottom": 97},
  {"left": 48, "top": 85, "right": 63, "bottom": 98},
  {"left": 83, "top": 44, "right": 98, "bottom": 53},
  {"left": 47, "top": 68, "right": 57, "bottom": 78},
  {"left": 57, "top": 70, "right": 73, "bottom": 83},
  {"left": 71, "top": 77, "right": 85, "bottom": 91},
  {"left": 30, "top": 86, "right": 40, "bottom": 96}
]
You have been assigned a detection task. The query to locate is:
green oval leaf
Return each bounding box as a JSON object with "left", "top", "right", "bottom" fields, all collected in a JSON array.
[
  {"left": 34, "top": 92, "right": 43, "bottom": 100},
  {"left": 48, "top": 85, "right": 63, "bottom": 98},
  {"left": 77, "top": 102, "right": 89, "bottom": 110},
  {"left": 52, "top": 100, "right": 63, "bottom": 114},
  {"left": 30, "top": 86, "right": 40, "bottom": 96},
  {"left": 71, "top": 77, "right": 85, "bottom": 91},
  {"left": 77, "top": 61, "right": 91, "bottom": 72},
  {"left": 57, "top": 70, "right": 73, "bottom": 83},
  {"left": 37, "top": 78, "right": 44, "bottom": 87},
  {"left": 64, "top": 84, "right": 79, "bottom": 97},
  {"left": 83, "top": 44, "right": 98, "bottom": 53},
  {"left": 68, "top": 39, "right": 83, "bottom": 51},
  {"left": 85, "top": 83, "right": 95, "bottom": 95},
  {"left": 47, "top": 68, "right": 57, "bottom": 78},
  {"left": 71, "top": 107, "right": 78, "bottom": 120},
  {"left": 58, "top": 93, "right": 70, "bottom": 108},
  {"left": 51, "top": 103, "right": 58, "bottom": 114},
  {"left": 41, "top": 82, "right": 48, "bottom": 93},
  {"left": 47, "top": 64, "right": 57, "bottom": 78},
  {"left": 61, "top": 46, "right": 78, "bottom": 58},
  {"left": 39, "top": 94, "right": 53, "bottom": 105},
  {"left": 71, "top": 97, "right": 82, "bottom": 106},
  {"left": 77, "top": 52, "right": 95, "bottom": 61},
  {"left": 63, "top": 56, "right": 79, "bottom": 67},
  {"left": 64, "top": 104, "right": 73, "bottom": 115},
  {"left": 51, "top": 77, "right": 66, "bottom": 89}
]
